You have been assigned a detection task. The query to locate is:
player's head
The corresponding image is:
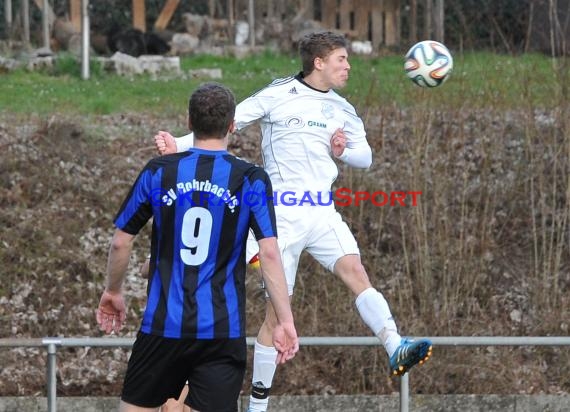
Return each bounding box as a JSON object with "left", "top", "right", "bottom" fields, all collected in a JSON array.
[
  {"left": 188, "top": 82, "right": 236, "bottom": 140},
  {"left": 299, "top": 31, "right": 350, "bottom": 89}
]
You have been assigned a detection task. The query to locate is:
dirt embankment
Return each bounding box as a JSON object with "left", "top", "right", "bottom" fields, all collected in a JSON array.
[{"left": 1, "top": 107, "right": 569, "bottom": 396}]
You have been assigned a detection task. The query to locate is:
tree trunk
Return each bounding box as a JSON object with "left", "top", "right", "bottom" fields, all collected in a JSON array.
[
  {"left": 410, "top": 0, "right": 417, "bottom": 43},
  {"left": 424, "top": 0, "right": 432, "bottom": 39},
  {"left": 434, "top": 0, "right": 444, "bottom": 42},
  {"left": 248, "top": 0, "right": 254, "bottom": 46},
  {"left": 524, "top": 1, "right": 534, "bottom": 53}
]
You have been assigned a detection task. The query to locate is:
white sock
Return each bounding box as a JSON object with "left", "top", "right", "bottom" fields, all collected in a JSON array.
[
  {"left": 380, "top": 328, "right": 403, "bottom": 358},
  {"left": 355, "top": 287, "right": 402, "bottom": 357},
  {"left": 248, "top": 340, "right": 278, "bottom": 412}
]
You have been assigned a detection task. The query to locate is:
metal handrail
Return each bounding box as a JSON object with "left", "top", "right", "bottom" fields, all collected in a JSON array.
[{"left": 2, "top": 336, "right": 570, "bottom": 412}]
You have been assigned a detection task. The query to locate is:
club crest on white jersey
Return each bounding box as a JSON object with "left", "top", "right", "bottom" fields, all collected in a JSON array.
[{"left": 321, "top": 103, "right": 334, "bottom": 119}]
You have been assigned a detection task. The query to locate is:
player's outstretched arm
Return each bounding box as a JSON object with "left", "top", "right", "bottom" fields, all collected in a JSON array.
[{"left": 257, "top": 237, "right": 299, "bottom": 364}]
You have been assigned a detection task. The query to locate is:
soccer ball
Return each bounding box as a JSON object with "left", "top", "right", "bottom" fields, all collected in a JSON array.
[{"left": 404, "top": 40, "right": 453, "bottom": 87}]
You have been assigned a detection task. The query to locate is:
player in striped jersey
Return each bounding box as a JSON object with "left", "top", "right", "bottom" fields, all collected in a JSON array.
[
  {"left": 155, "top": 32, "right": 433, "bottom": 412},
  {"left": 97, "top": 83, "right": 298, "bottom": 412}
]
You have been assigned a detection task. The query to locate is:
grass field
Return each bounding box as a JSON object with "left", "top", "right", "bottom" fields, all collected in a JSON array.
[{"left": 0, "top": 51, "right": 567, "bottom": 115}]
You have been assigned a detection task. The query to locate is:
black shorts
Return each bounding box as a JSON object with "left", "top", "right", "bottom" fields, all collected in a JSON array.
[{"left": 121, "top": 332, "right": 247, "bottom": 412}]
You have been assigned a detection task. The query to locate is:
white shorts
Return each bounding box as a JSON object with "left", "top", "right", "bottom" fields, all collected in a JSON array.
[{"left": 246, "top": 205, "right": 359, "bottom": 295}]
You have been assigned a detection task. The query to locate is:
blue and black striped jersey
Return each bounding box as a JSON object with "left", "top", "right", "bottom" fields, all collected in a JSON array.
[{"left": 114, "top": 148, "right": 276, "bottom": 339}]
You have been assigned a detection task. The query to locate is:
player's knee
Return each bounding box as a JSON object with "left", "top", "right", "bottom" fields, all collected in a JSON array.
[
  {"left": 335, "top": 258, "right": 371, "bottom": 293},
  {"left": 342, "top": 259, "right": 368, "bottom": 279}
]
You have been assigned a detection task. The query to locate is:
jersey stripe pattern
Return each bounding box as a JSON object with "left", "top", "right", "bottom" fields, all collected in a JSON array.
[{"left": 114, "top": 148, "right": 276, "bottom": 339}]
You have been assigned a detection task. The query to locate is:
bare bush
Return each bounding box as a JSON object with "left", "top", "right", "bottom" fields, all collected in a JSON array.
[{"left": 1, "top": 97, "right": 569, "bottom": 395}]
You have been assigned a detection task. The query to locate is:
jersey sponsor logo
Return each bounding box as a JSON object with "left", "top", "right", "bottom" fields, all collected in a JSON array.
[
  {"left": 288, "top": 86, "right": 298, "bottom": 94},
  {"left": 307, "top": 120, "right": 326, "bottom": 128},
  {"left": 285, "top": 116, "right": 305, "bottom": 129}
]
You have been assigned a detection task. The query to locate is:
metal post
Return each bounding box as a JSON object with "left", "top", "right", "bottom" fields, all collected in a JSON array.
[
  {"left": 81, "top": 0, "right": 90, "bottom": 79},
  {"left": 46, "top": 341, "right": 58, "bottom": 412},
  {"left": 42, "top": 0, "right": 51, "bottom": 50},
  {"left": 4, "top": 0, "right": 12, "bottom": 39},
  {"left": 400, "top": 373, "right": 409, "bottom": 412},
  {"left": 0, "top": 335, "right": 568, "bottom": 411}
]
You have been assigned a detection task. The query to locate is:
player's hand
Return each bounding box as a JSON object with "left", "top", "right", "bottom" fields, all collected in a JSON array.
[
  {"left": 330, "top": 128, "right": 347, "bottom": 157},
  {"left": 96, "top": 290, "right": 126, "bottom": 334},
  {"left": 154, "top": 130, "right": 177, "bottom": 155},
  {"left": 272, "top": 322, "right": 299, "bottom": 364}
]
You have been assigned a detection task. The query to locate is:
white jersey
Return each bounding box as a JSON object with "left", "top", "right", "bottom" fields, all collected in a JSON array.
[
  {"left": 176, "top": 74, "right": 372, "bottom": 202},
  {"left": 236, "top": 74, "right": 371, "bottom": 201},
  {"left": 175, "top": 74, "right": 369, "bottom": 283}
]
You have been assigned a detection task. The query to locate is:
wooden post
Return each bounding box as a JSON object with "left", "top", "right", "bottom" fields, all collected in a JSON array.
[
  {"left": 392, "top": 0, "right": 401, "bottom": 46},
  {"left": 339, "top": 0, "right": 352, "bottom": 33},
  {"left": 410, "top": 0, "right": 417, "bottom": 43},
  {"left": 248, "top": 0, "right": 255, "bottom": 46},
  {"left": 208, "top": 0, "right": 216, "bottom": 17},
  {"left": 70, "top": 0, "right": 81, "bottom": 32},
  {"left": 226, "top": 0, "right": 234, "bottom": 43},
  {"left": 371, "top": 0, "right": 383, "bottom": 48},
  {"left": 303, "top": 0, "right": 314, "bottom": 20},
  {"left": 132, "top": 0, "right": 146, "bottom": 32},
  {"left": 227, "top": 0, "right": 234, "bottom": 24},
  {"left": 424, "top": 0, "right": 432, "bottom": 39},
  {"left": 434, "top": 0, "right": 444, "bottom": 42},
  {"left": 154, "top": 0, "right": 180, "bottom": 31},
  {"left": 384, "top": 0, "right": 399, "bottom": 46},
  {"left": 354, "top": 0, "right": 371, "bottom": 40},
  {"left": 322, "top": 0, "right": 337, "bottom": 29}
]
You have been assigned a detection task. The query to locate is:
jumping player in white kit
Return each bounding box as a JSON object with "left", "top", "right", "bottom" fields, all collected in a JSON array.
[{"left": 155, "top": 31, "right": 432, "bottom": 412}]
